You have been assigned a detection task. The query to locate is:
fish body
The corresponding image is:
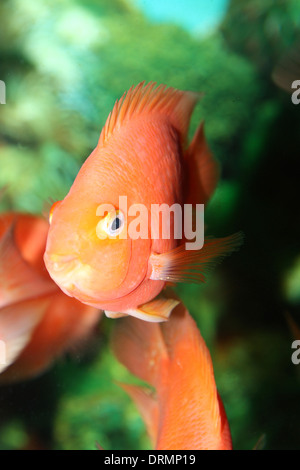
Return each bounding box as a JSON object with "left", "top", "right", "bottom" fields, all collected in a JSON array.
[
  {"left": 0, "top": 213, "right": 100, "bottom": 382},
  {"left": 112, "top": 299, "right": 232, "bottom": 450},
  {"left": 45, "top": 82, "right": 242, "bottom": 322}
]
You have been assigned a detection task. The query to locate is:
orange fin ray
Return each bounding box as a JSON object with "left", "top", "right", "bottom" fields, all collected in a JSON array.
[
  {"left": 185, "top": 122, "right": 220, "bottom": 205},
  {"left": 98, "top": 81, "right": 200, "bottom": 147},
  {"left": 149, "top": 232, "right": 244, "bottom": 283}
]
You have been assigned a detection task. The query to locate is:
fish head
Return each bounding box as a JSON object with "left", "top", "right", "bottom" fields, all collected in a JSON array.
[{"left": 44, "top": 185, "right": 150, "bottom": 306}]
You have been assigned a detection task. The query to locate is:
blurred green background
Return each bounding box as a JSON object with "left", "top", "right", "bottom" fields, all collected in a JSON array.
[{"left": 0, "top": 0, "right": 300, "bottom": 450}]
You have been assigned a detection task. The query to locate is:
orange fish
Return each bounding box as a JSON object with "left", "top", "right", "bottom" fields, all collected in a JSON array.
[
  {"left": 44, "top": 82, "right": 243, "bottom": 322},
  {"left": 112, "top": 299, "right": 232, "bottom": 450},
  {"left": 0, "top": 213, "right": 100, "bottom": 382}
]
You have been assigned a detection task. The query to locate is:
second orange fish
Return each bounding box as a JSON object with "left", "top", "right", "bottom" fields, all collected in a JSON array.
[
  {"left": 0, "top": 213, "right": 101, "bottom": 382},
  {"left": 112, "top": 298, "right": 232, "bottom": 450}
]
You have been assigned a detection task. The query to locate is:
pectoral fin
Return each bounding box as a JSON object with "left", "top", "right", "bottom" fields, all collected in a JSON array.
[{"left": 149, "top": 232, "right": 244, "bottom": 284}]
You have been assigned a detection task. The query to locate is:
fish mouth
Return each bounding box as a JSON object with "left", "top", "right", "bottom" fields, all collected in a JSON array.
[
  {"left": 43, "top": 238, "right": 146, "bottom": 306},
  {"left": 46, "top": 254, "right": 79, "bottom": 272},
  {"left": 44, "top": 252, "right": 83, "bottom": 292},
  {"left": 44, "top": 252, "right": 113, "bottom": 302}
]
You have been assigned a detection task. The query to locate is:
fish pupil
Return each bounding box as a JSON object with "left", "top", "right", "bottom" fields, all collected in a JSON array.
[{"left": 111, "top": 217, "right": 121, "bottom": 232}]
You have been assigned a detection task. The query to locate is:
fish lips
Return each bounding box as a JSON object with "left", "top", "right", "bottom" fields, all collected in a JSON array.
[{"left": 43, "top": 252, "right": 83, "bottom": 294}]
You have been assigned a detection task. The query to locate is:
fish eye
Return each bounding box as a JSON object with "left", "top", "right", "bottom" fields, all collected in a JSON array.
[
  {"left": 105, "top": 211, "right": 125, "bottom": 237},
  {"left": 96, "top": 209, "right": 125, "bottom": 239},
  {"left": 49, "top": 201, "right": 62, "bottom": 225}
]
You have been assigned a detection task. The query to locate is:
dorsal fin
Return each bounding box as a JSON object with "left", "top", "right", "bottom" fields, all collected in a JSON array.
[{"left": 98, "top": 81, "right": 200, "bottom": 147}]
